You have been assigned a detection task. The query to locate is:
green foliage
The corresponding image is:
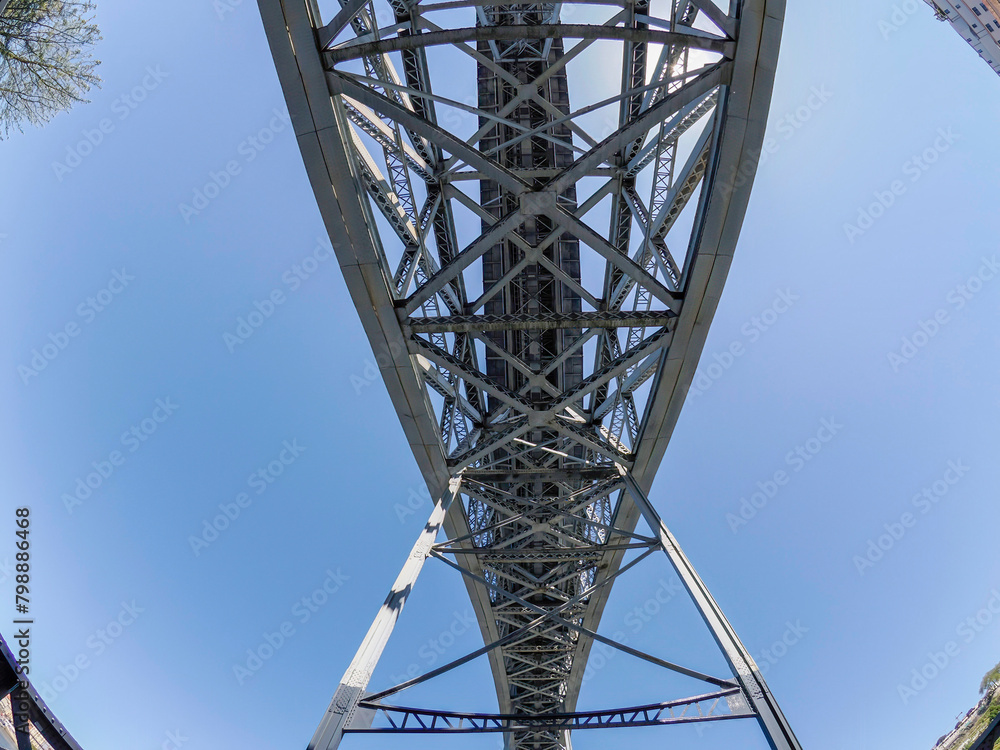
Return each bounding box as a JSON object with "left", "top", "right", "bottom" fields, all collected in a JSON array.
[
  {"left": 983, "top": 661, "right": 1000, "bottom": 695},
  {"left": 0, "top": 0, "right": 101, "bottom": 138},
  {"left": 960, "top": 694, "right": 1000, "bottom": 750},
  {"left": 986, "top": 702, "right": 1000, "bottom": 724}
]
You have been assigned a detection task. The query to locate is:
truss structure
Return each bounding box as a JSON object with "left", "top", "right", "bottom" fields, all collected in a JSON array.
[{"left": 256, "top": 0, "right": 798, "bottom": 748}]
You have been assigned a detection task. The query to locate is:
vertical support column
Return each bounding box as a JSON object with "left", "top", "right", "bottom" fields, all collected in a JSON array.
[
  {"left": 307, "top": 476, "right": 463, "bottom": 750},
  {"left": 9, "top": 692, "right": 31, "bottom": 750},
  {"left": 619, "top": 471, "right": 803, "bottom": 750}
]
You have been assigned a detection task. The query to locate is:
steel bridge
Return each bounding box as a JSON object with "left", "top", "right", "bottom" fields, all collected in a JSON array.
[
  {"left": 1, "top": 0, "right": 802, "bottom": 748},
  {"left": 255, "top": 0, "right": 797, "bottom": 748}
]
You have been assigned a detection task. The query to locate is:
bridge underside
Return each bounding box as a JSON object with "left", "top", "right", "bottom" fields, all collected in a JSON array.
[{"left": 255, "top": 0, "right": 797, "bottom": 748}]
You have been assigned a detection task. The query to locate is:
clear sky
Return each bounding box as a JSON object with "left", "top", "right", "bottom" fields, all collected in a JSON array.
[{"left": 1, "top": 1, "right": 1000, "bottom": 749}]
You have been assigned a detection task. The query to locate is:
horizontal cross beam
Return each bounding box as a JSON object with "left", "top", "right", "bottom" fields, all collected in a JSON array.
[
  {"left": 405, "top": 310, "right": 675, "bottom": 334},
  {"left": 350, "top": 689, "right": 751, "bottom": 733},
  {"left": 461, "top": 467, "right": 618, "bottom": 482},
  {"left": 325, "top": 25, "right": 732, "bottom": 65}
]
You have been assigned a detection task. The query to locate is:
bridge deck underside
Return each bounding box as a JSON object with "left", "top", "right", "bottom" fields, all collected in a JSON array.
[
  {"left": 476, "top": 25, "right": 589, "bottom": 750},
  {"left": 256, "top": 0, "right": 788, "bottom": 747}
]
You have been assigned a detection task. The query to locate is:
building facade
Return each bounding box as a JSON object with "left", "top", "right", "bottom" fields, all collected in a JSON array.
[{"left": 925, "top": 0, "right": 1000, "bottom": 74}]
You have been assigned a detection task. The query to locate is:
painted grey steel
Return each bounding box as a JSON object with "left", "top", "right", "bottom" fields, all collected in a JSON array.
[
  {"left": 620, "top": 471, "right": 802, "bottom": 749},
  {"left": 307, "top": 479, "right": 462, "bottom": 749},
  {"left": 351, "top": 689, "right": 753, "bottom": 732},
  {"left": 255, "top": 0, "right": 797, "bottom": 748}
]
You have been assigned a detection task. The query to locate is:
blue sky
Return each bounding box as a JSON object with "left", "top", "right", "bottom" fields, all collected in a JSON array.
[{"left": 2, "top": 1, "right": 1000, "bottom": 749}]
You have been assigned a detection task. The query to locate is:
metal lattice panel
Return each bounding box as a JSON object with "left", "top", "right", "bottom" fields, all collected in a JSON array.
[{"left": 255, "top": 0, "right": 798, "bottom": 748}]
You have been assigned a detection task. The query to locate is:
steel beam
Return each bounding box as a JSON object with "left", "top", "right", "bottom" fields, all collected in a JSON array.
[
  {"left": 620, "top": 471, "right": 803, "bottom": 750},
  {"left": 351, "top": 690, "right": 752, "bottom": 733},
  {"left": 307, "top": 478, "right": 462, "bottom": 750},
  {"left": 256, "top": 0, "right": 797, "bottom": 748},
  {"left": 405, "top": 310, "right": 676, "bottom": 334}
]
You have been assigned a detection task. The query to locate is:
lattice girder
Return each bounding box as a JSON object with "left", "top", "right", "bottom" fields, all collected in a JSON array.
[{"left": 256, "top": 0, "right": 797, "bottom": 749}]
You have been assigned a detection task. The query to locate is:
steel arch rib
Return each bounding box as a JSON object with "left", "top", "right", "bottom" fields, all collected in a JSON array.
[{"left": 254, "top": 0, "right": 796, "bottom": 748}]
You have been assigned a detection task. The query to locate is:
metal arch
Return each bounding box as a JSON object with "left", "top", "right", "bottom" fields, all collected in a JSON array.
[{"left": 255, "top": 0, "right": 796, "bottom": 749}]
